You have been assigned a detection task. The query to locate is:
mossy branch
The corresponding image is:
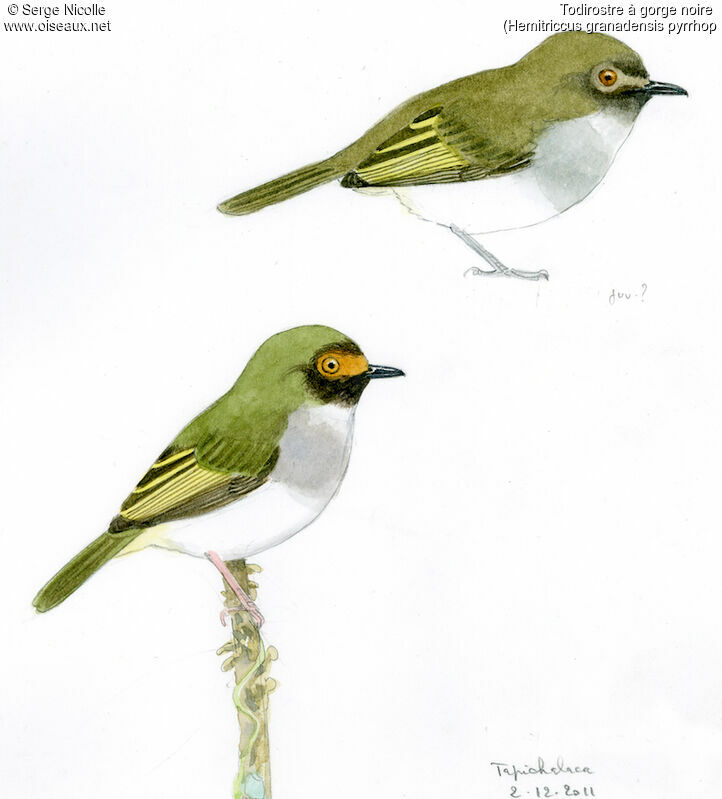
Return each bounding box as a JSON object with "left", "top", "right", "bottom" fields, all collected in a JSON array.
[{"left": 216, "top": 559, "right": 278, "bottom": 799}]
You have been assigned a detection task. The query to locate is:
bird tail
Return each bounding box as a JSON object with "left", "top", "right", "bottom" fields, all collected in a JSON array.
[
  {"left": 217, "top": 156, "right": 346, "bottom": 216},
  {"left": 33, "top": 530, "right": 140, "bottom": 613}
]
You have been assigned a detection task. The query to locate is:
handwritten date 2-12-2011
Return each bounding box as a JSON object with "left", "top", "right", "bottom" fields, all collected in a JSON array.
[{"left": 509, "top": 786, "right": 595, "bottom": 797}]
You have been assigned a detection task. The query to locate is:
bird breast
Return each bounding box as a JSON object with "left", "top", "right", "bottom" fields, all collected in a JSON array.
[
  {"left": 272, "top": 402, "right": 356, "bottom": 505},
  {"left": 525, "top": 103, "right": 639, "bottom": 221}
]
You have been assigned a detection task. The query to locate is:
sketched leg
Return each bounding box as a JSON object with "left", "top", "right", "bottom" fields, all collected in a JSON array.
[
  {"left": 449, "top": 225, "right": 549, "bottom": 281},
  {"left": 206, "top": 550, "right": 265, "bottom": 628}
]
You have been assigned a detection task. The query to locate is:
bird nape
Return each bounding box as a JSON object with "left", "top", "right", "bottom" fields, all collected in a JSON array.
[{"left": 217, "top": 31, "right": 687, "bottom": 281}]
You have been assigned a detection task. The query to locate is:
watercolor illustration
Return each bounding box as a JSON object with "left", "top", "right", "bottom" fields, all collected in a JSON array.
[
  {"left": 33, "top": 324, "right": 404, "bottom": 798},
  {"left": 218, "top": 31, "right": 687, "bottom": 281}
]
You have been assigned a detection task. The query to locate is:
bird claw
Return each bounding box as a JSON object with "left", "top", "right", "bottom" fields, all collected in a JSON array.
[
  {"left": 514, "top": 269, "right": 549, "bottom": 281},
  {"left": 464, "top": 265, "right": 498, "bottom": 278},
  {"left": 220, "top": 605, "right": 265, "bottom": 628}
]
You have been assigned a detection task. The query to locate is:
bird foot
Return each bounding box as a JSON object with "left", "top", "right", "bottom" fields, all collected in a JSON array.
[
  {"left": 450, "top": 224, "right": 550, "bottom": 282},
  {"left": 206, "top": 550, "right": 265, "bottom": 628},
  {"left": 464, "top": 265, "right": 549, "bottom": 281}
]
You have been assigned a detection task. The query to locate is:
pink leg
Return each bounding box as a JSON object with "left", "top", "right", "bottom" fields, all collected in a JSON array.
[{"left": 205, "top": 551, "right": 265, "bottom": 628}]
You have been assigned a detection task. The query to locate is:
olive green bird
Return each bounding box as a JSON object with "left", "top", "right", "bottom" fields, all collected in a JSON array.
[
  {"left": 218, "top": 31, "right": 686, "bottom": 280},
  {"left": 33, "top": 325, "right": 403, "bottom": 625}
]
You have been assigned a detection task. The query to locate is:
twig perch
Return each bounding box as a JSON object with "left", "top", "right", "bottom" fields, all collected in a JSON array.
[{"left": 216, "top": 559, "right": 278, "bottom": 799}]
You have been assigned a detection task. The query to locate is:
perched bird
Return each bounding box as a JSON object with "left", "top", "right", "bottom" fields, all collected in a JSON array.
[
  {"left": 33, "top": 326, "right": 403, "bottom": 624},
  {"left": 218, "top": 32, "right": 687, "bottom": 281}
]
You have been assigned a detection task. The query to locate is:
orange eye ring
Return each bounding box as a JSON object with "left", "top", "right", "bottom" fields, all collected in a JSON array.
[
  {"left": 319, "top": 356, "right": 340, "bottom": 376},
  {"left": 315, "top": 350, "right": 369, "bottom": 380},
  {"left": 599, "top": 69, "right": 618, "bottom": 87}
]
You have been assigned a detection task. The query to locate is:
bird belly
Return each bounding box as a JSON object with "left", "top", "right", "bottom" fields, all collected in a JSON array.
[
  {"left": 144, "top": 480, "right": 332, "bottom": 560},
  {"left": 357, "top": 108, "right": 637, "bottom": 234},
  {"left": 388, "top": 173, "right": 560, "bottom": 234},
  {"left": 136, "top": 403, "right": 356, "bottom": 561}
]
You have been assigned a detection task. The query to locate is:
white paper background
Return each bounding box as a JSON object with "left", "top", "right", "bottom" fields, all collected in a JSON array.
[{"left": 1, "top": 1, "right": 720, "bottom": 797}]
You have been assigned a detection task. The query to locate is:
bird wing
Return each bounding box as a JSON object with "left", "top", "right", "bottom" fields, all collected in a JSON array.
[
  {"left": 342, "top": 103, "right": 534, "bottom": 188},
  {"left": 114, "top": 444, "right": 279, "bottom": 528}
]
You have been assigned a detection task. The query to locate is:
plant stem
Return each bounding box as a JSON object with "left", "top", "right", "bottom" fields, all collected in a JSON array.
[{"left": 216, "top": 559, "right": 277, "bottom": 799}]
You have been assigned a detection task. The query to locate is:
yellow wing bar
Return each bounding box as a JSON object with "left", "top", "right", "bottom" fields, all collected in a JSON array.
[
  {"left": 120, "top": 448, "right": 232, "bottom": 523},
  {"left": 353, "top": 107, "right": 471, "bottom": 186}
]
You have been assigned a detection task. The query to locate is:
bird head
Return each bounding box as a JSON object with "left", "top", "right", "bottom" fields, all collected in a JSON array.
[
  {"left": 516, "top": 32, "right": 687, "bottom": 116},
  {"left": 233, "top": 325, "right": 404, "bottom": 413}
]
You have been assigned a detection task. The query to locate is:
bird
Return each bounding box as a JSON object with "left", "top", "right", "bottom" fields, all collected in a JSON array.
[
  {"left": 33, "top": 325, "right": 404, "bottom": 624},
  {"left": 217, "top": 31, "right": 687, "bottom": 281}
]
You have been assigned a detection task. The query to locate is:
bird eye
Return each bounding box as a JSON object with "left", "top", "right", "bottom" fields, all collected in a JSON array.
[
  {"left": 599, "top": 69, "right": 618, "bottom": 87},
  {"left": 314, "top": 350, "right": 368, "bottom": 380},
  {"left": 320, "top": 356, "right": 340, "bottom": 375}
]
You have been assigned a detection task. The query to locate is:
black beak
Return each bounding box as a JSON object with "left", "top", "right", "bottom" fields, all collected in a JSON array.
[
  {"left": 366, "top": 364, "right": 405, "bottom": 379},
  {"left": 634, "top": 80, "right": 688, "bottom": 97}
]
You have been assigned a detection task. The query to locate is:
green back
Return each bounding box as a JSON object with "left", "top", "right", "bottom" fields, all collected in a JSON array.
[{"left": 344, "top": 32, "right": 647, "bottom": 167}]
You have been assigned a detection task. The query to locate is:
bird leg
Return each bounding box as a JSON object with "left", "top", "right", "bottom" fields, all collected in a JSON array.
[
  {"left": 206, "top": 551, "right": 265, "bottom": 628},
  {"left": 449, "top": 224, "right": 549, "bottom": 281}
]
